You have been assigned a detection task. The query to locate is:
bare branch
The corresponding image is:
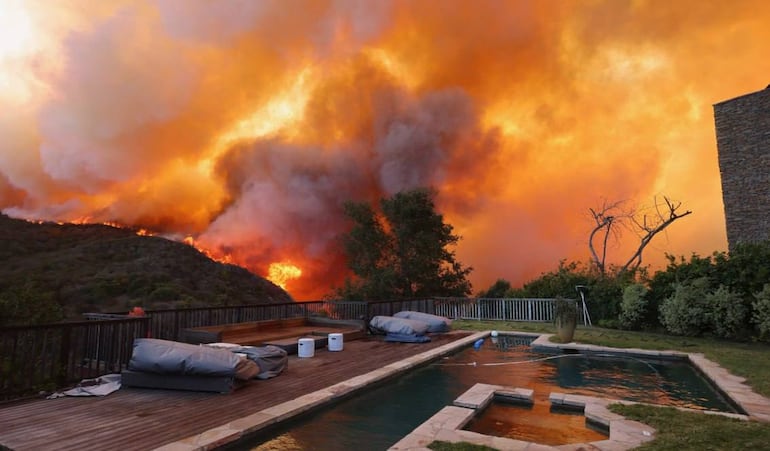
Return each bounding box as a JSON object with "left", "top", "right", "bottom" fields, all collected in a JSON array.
[
  {"left": 588, "top": 195, "right": 692, "bottom": 276},
  {"left": 620, "top": 196, "right": 692, "bottom": 272},
  {"left": 587, "top": 199, "right": 628, "bottom": 274}
]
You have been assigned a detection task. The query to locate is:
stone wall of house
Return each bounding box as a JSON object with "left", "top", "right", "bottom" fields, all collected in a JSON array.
[{"left": 714, "top": 86, "right": 770, "bottom": 249}]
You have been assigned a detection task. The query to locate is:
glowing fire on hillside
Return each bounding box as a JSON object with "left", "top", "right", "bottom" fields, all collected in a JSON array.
[
  {"left": 2, "top": 2, "right": 768, "bottom": 299},
  {"left": 268, "top": 263, "right": 303, "bottom": 291}
]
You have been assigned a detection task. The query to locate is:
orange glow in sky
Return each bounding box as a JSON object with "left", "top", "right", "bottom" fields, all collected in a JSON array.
[{"left": 2, "top": 1, "right": 770, "bottom": 299}]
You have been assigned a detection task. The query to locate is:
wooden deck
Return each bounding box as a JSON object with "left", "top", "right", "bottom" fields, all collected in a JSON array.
[{"left": 0, "top": 332, "right": 471, "bottom": 451}]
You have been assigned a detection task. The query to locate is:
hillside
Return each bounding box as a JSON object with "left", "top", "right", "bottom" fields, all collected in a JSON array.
[{"left": 0, "top": 214, "right": 293, "bottom": 325}]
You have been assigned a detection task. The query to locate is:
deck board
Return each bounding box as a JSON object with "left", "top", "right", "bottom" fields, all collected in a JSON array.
[{"left": 0, "top": 332, "right": 471, "bottom": 451}]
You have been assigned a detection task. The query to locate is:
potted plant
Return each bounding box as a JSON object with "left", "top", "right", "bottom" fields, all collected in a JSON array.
[{"left": 553, "top": 296, "right": 578, "bottom": 342}]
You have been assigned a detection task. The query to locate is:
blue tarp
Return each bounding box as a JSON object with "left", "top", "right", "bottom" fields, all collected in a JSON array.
[{"left": 384, "top": 333, "right": 431, "bottom": 343}]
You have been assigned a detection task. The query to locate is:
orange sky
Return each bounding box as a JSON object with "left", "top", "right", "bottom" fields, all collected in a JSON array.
[{"left": 2, "top": 0, "right": 769, "bottom": 300}]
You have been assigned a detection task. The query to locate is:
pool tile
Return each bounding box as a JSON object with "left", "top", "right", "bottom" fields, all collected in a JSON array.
[
  {"left": 153, "top": 424, "right": 241, "bottom": 451},
  {"left": 582, "top": 439, "right": 630, "bottom": 451},
  {"left": 153, "top": 443, "right": 198, "bottom": 451},
  {"left": 388, "top": 431, "right": 434, "bottom": 450},
  {"left": 458, "top": 430, "right": 531, "bottom": 450},
  {"left": 549, "top": 392, "right": 565, "bottom": 404},
  {"left": 453, "top": 383, "right": 501, "bottom": 409},
  {"left": 584, "top": 406, "right": 624, "bottom": 425},
  {"left": 520, "top": 441, "right": 557, "bottom": 450},
  {"left": 392, "top": 383, "right": 661, "bottom": 451},
  {"left": 497, "top": 387, "right": 534, "bottom": 402},
  {"left": 227, "top": 411, "right": 276, "bottom": 434}
]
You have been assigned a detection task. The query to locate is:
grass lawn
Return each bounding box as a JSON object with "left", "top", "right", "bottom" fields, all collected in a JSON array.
[
  {"left": 435, "top": 320, "right": 770, "bottom": 451},
  {"left": 611, "top": 404, "right": 770, "bottom": 450}
]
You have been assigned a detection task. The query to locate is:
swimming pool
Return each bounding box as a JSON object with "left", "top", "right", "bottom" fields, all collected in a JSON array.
[{"left": 233, "top": 334, "right": 737, "bottom": 450}]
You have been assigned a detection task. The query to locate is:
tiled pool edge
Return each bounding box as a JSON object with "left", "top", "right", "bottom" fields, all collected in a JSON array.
[
  {"left": 390, "top": 331, "right": 770, "bottom": 451},
  {"left": 389, "top": 383, "right": 659, "bottom": 451},
  {"left": 530, "top": 333, "right": 770, "bottom": 423},
  {"left": 153, "top": 331, "right": 487, "bottom": 451}
]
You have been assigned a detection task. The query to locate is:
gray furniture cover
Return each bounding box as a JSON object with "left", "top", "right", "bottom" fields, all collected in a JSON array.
[
  {"left": 220, "top": 344, "right": 288, "bottom": 379},
  {"left": 122, "top": 338, "right": 288, "bottom": 393},
  {"left": 128, "top": 338, "right": 242, "bottom": 377},
  {"left": 369, "top": 315, "right": 431, "bottom": 336},
  {"left": 393, "top": 311, "right": 452, "bottom": 333}
]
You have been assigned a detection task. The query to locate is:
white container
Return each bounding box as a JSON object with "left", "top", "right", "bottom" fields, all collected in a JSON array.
[
  {"left": 328, "top": 333, "right": 344, "bottom": 351},
  {"left": 298, "top": 338, "right": 315, "bottom": 358}
]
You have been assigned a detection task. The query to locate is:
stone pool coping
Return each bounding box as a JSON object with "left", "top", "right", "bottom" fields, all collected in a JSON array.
[
  {"left": 156, "top": 330, "right": 770, "bottom": 450},
  {"left": 389, "top": 382, "right": 659, "bottom": 451},
  {"left": 530, "top": 333, "right": 770, "bottom": 423}
]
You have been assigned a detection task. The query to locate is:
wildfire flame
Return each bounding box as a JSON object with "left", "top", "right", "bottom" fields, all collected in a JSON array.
[
  {"left": 2, "top": 1, "right": 769, "bottom": 299},
  {"left": 268, "top": 262, "right": 303, "bottom": 290}
]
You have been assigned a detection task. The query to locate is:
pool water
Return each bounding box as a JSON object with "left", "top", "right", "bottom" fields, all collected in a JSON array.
[
  {"left": 464, "top": 400, "right": 609, "bottom": 445},
  {"left": 237, "top": 335, "right": 737, "bottom": 451},
  {"left": 442, "top": 335, "right": 735, "bottom": 412}
]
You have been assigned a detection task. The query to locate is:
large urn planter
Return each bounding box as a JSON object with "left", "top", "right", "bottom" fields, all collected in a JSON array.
[{"left": 553, "top": 297, "right": 578, "bottom": 343}]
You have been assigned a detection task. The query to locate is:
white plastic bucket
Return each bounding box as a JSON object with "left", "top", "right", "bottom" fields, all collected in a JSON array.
[
  {"left": 328, "top": 333, "right": 344, "bottom": 351},
  {"left": 298, "top": 338, "right": 315, "bottom": 358}
]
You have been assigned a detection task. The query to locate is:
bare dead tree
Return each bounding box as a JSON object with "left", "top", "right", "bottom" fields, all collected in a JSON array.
[
  {"left": 588, "top": 199, "right": 627, "bottom": 274},
  {"left": 588, "top": 196, "right": 692, "bottom": 275},
  {"left": 621, "top": 196, "right": 692, "bottom": 272}
]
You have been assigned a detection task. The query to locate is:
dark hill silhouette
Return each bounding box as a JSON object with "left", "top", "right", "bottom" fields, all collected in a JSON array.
[{"left": 0, "top": 214, "right": 293, "bottom": 325}]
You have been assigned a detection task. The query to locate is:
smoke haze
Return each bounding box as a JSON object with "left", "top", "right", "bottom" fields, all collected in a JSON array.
[{"left": 2, "top": 0, "right": 769, "bottom": 298}]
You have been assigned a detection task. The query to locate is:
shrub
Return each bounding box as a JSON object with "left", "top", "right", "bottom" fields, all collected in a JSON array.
[
  {"left": 585, "top": 276, "right": 625, "bottom": 324},
  {"left": 706, "top": 284, "right": 747, "bottom": 339},
  {"left": 619, "top": 283, "right": 649, "bottom": 330},
  {"left": 148, "top": 285, "right": 180, "bottom": 302},
  {"left": 0, "top": 280, "right": 63, "bottom": 326},
  {"left": 597, "top": 318, "right": 620, "bottom": 329},
  {"left": 659, "top": 277, "right": 710, "bottom": 336},
  {"left": 753, "top": 284, "right": 770, "bottom": 340}
]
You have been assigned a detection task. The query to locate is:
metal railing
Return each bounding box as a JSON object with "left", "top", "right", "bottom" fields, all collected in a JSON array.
[
  {"left": 2, "top": 297, "right": 578, "bottom": 402},
  {"left": 434, "top": 297, "right": 583, "bottom": 323},
  {"left": 0, "top": 317, "right": 149, "bottom": 402}
]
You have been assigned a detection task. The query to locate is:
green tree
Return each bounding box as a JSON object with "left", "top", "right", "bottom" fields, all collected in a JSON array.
[
  {"left": 337, "top": 188, "right": 472, "bottom": 300},
  {"left": 478, "top": 279, "right": 512, "bottom": 298},
  {"left": 0, "top": 279, "right": 63, "bottom": 326}
]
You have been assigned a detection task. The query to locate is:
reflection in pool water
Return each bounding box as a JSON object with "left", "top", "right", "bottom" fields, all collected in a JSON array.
[
  {"left": 464, "top": 400, "right": 609, "bottom": 446},
  {"left": 238, "top": 335, "right": 736, "bottom": 451}
]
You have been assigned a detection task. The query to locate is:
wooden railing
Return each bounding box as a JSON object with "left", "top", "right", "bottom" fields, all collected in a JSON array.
[
  {"left": 0, "top": 317, "right": 149, "bottom": 402},
  {"left": 1, "top": 297, "right": 578, "bottom": 402}
]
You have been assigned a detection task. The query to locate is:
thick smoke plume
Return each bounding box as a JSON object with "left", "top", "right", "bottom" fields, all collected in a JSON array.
[{"left": 2, "top": 0, "right": 769, "bottom": 299}]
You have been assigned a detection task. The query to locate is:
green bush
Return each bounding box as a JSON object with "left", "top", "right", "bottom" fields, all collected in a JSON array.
[
  {"left": 706, "top": 284, "right": 747, "bottom": 339},
  {"left": 619, "top": 283, "right": 649, "bottom": 330},
  {"left": 513, "top": 260, "right": 634, "bottom": 324},
  {"left": 584, "top": 276, "right": 625, "bottom": 324},
  {"left": 659, "top": 277, "right": 710, "bottom": 336},
  {"left": 148, "top": 285, "right": 180, "bottom": 302},
  {"left": 646, "top": 253, "right": 717, "bottom": 329},
  {"left": 0, "top": 279, "right": 63, "bottom": 326},
  {"left": 752, "top": 284, "right": 770, "bottom": 340},
  {"left": 715, "top": 242, "right": 770, "bottom": 297}
]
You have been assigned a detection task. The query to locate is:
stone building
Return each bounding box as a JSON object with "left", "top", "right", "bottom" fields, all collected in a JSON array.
[{"left": 713, "top": 86, "right": 770, "bottom": 250}]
